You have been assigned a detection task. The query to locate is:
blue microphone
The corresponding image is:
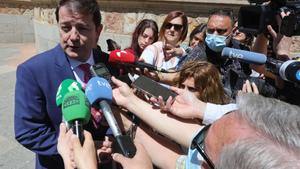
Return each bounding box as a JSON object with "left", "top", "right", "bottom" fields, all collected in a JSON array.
[
  {"left": 85, "top": 77, "right": 118, "bottom": 135},
  {"left": 85, "top": 77, "right": 136, "bottom": 158},
  {"left": 221, "top": 47, "right": 267, "bottom": 65}
]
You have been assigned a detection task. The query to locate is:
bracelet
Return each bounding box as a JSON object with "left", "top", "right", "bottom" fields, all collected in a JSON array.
[
  {"left": 126, "top": 114, "right": 140, "bottom": 140},
  {"left": 128, "top": 122, "right": 137, "bottom": 140}
]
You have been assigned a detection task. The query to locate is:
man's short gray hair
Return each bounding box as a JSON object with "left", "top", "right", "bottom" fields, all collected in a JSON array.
[
  {"left": 236, "top": 93, "right": 300, "bottom": 150},
  {"left": 217, "top": 139, "right": 300, "bottom": 169}
]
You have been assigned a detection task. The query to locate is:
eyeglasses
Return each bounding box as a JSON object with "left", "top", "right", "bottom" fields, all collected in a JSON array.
[
  {"left": 191, "top": 124, "right": 215, "bottom": 169},
  {"left": 206, "top": 28, "right": 228, "bottom": 35},
  {"left": 165, "top": 23, "right": 183, "bottom": 31}
]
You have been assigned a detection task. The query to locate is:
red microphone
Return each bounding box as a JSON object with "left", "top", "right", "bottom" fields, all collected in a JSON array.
[
  {"left": 109, "top": 50, "right": 136, "bottom": 64},
  {"left": 109, "top": 50, "right": 168, "bottom": 73}
]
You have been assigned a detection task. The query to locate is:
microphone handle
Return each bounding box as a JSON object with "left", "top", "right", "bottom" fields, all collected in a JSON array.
[
  {"left": 135, "top": 62, "right": 157, "bottom": 72},
  {"left": 99, "top": 101, "right": 137, "bottom": 158},
  {"left": 136, "top": 61, "right": 169, "bottom": 73},
  {"left": 99, "top": 100, "right": 122, "bottom": 137},
  {"left": 72, "top": 120, "right": 84, "bottom": 145}
]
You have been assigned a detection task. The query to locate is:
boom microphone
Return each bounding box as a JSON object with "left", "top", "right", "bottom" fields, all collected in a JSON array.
[
  {"left": 266, "top": 57, "right": 300, "bottom": 84},
  {"left": 85, "top": 77, "right": 136, "bottom": 158},
  {"left": 222, "top": 47, "right": 300, "bottom": 84},
  {"left": 62, "top": 90, "right": 90, "bottom": 145},
  {"left": 109, "top": 50, "right": 169, "bottom": 73},
  {"left": 221, "top": 47, "right": 267, "bottom": 65}
]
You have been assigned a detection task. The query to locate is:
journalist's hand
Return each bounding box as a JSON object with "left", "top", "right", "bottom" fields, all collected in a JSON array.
[
  {"left": 112, "top": 142, "right": 153, "bottom": 169},
  {"left": 112, "top": 76, "right": 135, "bottom": 108},
  {"left": 164, "top": 86, "right": 207, "bottom": 120},
  {"left": 239, "top": 80, "right": 259, "bottom": 95},
  {"left": 57, "top": 123, "right": 76, "bottom": 169},
  {"left": 72, "top": 131, "right": 97, "bottom": 169},
  {"left": 94, "top": 136, "right": 113, "bottom": 164}
]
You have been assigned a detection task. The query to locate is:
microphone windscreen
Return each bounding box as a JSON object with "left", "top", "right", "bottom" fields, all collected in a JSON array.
[
  {"left": 56, "top": 79, "right": 82, "bottom": 106},
  {"left": 62, "top": 90, "right": 90, "bottom": 124},
  {"left": 85, "top": 77, "right": 113, "bottom": 105},
  {"left": 109, "top": 50, "right": 135, "bottom": 64},
  {"left": 221, "top": 47, "right": 267, "bottom": 65}
]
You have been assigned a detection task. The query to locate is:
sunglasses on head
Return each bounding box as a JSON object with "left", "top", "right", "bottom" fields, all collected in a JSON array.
[
  {"left": 165, "top": 23, "right": 183, "bottom": 31},
  {"left": 206, "top": 28, "right": 228, "bottom": 35}
]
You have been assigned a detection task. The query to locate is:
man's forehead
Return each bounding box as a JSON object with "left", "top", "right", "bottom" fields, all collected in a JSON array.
[
  {"left": 210, "top": 111, "right": 260, "bottom": 141},
  {"left": 58, "top": 6, "right": 92, "bottom": 25},
  {"left": 207, "top": 15, "right": 232, "bottom": 29}
]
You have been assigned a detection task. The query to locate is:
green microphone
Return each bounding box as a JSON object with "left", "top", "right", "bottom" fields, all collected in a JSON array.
[
  {"left": 56, "top": 79, "right": 83, "bottom": 129},
  {"left": 62, "top": 90, "right": 90, "bottom": 145},
  {"left": 56, "top": 79, "right": 83, "bottom": 107}
]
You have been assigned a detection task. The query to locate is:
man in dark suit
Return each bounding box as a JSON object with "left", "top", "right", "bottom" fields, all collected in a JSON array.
[{"left": 14, "top": 0, "right": 118, "bottom": 168}]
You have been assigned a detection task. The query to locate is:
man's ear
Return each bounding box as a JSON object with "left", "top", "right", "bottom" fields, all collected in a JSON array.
[{"left": 96, "top": 24, "right": 103, "bottom": 37}]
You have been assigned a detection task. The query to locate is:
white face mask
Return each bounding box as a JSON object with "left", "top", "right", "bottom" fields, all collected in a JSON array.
[{"left": 205, "top": 33, "right": 228, "bottom": 52}]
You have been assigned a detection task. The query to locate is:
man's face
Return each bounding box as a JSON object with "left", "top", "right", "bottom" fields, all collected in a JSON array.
[
  {"left": 203, "top": 112, "right": 261, "bottom": 167},
  {"left": 58, "top": 6, "right": 102, "bottom": 62},
  {"left": 206, "top": 15, "right": 233, "bottom": 36}
]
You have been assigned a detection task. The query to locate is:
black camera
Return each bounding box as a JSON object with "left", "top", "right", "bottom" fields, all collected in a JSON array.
[
  {"left": 238, "top": 0, "right": 300, "bottom": 35},
  {"left": 225, "top": 69, "right": 277, "bottom": 98}
]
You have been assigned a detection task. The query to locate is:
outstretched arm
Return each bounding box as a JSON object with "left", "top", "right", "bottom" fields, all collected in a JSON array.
[{"left": 111, "top": 76, "right": 201, "bottom": 147}]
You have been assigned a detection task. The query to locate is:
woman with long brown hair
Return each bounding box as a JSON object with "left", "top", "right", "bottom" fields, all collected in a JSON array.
[
  {"left": 125, "top": 19, "right": 159, "bottom": 58},
  {"left": 176, "top": 60, "right": 229, "bottom": 105}
]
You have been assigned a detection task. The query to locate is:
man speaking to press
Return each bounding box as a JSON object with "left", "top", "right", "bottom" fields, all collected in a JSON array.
[{"left": 14, "top": 0, "right": 119, "bottom": 168}]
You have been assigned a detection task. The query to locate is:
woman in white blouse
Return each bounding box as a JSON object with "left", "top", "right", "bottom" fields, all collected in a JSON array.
[{"left": 140, "top": 10, "right": 188, "bottom": 70}]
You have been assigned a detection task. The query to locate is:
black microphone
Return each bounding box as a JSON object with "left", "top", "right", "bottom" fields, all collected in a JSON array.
[
  {"left": 109, "top": 50, "right": 169, "bottom": 73},
  {"left": 85, "top": 77, "right": 136, "bottom": 158}
]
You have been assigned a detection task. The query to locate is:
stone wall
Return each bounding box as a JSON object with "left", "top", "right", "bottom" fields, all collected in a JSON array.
[
  {"left": 0, "top": 0, "right": 299, "bottom": 55},
  {"left": 0, "top": 11, "right": 34, "bottom": 43},
  {"left": 32, "top": 7, "right": 210, "bottom": 53},
  {"left": 0, "top": 0, "right": 249, "bottom": 52}
]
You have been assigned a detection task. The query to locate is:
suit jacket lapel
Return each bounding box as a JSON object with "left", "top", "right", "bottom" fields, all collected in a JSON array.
[{"left": 53, "top": 44, "right": 75, "bottom": 80}]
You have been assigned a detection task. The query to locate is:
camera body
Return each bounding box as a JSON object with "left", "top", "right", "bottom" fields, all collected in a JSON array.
[{"left": 238, "top": 0, "right": 300, "bottom": 35}]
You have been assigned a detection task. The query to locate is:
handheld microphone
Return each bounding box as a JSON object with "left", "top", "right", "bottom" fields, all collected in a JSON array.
[
  {"left": 56, "top": 79, "right": 83, "bottom": 107},
  {"left": 85, "top": 77, "right": 136, "bottom": 158},
  {"left": 266, "top": 57, "right": 300, "bottom": 84},
  {"left": 62, "top": 90, "right": 90, "bottom": 145},
  {"left": 109, "top": 49, "right": 169, "bottom": 73},
  {"left": 221, "top": 47, "right": 267, "bottom": 65},
  {"left": 56, "top": 79, "right": 83, "bottom": 128}
]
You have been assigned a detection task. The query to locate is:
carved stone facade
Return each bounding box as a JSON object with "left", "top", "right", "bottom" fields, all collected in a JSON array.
[{"left": 0, "top": 0, "right": 299, "bottom": 54}]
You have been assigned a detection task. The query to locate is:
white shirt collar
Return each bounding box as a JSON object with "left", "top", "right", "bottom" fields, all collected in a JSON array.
[{"left": 69, "top": 50, "right": 95, "bottom": 70}]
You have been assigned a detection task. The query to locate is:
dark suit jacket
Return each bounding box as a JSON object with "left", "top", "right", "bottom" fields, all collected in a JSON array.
[{"left": 14, "top": 44, "right": 119, "bottom": 169}]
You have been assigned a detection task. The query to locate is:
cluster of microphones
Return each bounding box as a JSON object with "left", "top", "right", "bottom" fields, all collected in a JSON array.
[
  {"left": 54, "top": 46, "right": 300, "bottom": 158},
  {"left": 55, "top": 77, "right": 136, "bottom": 158},
  {"left": 109, "top": 47, "right": 300, "bottom": 84}
]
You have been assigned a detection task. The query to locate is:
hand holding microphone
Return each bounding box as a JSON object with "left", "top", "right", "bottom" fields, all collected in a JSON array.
[
  {"left": 85, "top": 77, "right": 136, "bottom": 158},
  {"left": 62, "top": 90, "right": 90, "bottom": 145}
]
